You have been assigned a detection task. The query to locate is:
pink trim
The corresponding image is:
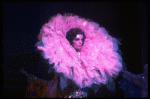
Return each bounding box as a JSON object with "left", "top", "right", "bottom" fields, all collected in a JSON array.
[{"left": 36, "top": 13, "right": 122, "bottom": 88}]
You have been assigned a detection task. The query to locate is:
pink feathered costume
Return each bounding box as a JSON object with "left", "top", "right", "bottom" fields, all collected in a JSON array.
[{"left": 36, "top": 13, "right": 123, "bottom": 89}]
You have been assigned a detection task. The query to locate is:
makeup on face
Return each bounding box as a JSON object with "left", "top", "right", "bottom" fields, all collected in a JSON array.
[
  {"left": 72, "top": 34, "right": 84, "bottom": 51},
  {"left": 74, "top": 38, "right": 84, "bottom": 42}
]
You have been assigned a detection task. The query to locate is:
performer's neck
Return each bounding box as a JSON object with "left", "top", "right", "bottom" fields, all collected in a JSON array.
[{"left": 76, "top": 49, "right": 81, "bottom": 52}]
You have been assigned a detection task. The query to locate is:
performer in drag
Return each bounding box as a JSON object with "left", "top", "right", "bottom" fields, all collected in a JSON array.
[
  {"left": 21, "top": 13, "right": 124, "bottom": 98},
  {"left": 36, "top": 13, "right": 124, "bottom": 98}
]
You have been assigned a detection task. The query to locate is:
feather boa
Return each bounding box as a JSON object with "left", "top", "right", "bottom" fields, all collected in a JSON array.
[{"left": 36, "top": 13, "right": 123, "bottom": 88}]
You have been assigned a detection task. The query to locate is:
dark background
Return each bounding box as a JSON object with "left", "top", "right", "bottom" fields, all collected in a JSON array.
[{"left": 3, "top": 2, "right": 148, "bottom": 98}]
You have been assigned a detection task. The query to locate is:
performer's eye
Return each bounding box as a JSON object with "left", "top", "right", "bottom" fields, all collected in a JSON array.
[{"left": 75, "top": 38, "right": 79, "bottom": 41}]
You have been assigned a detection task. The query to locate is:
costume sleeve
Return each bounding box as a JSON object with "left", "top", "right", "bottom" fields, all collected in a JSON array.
[{"left": 122, "top": 70, "right": 144, "bottom": 88}]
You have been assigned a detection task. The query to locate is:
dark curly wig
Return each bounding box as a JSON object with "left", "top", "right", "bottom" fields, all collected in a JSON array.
[{"left": 66, "top": 28, "right": 86, "bottom": 45}]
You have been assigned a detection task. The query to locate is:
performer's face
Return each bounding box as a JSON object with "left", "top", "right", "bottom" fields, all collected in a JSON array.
[{"left": 72, "top": 34, "right": 84, "bottom": 52}]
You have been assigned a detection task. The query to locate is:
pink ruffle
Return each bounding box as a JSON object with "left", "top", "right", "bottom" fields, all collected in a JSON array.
[{"left": 36, "top": 13, "right": 122, "bottom": 88}]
